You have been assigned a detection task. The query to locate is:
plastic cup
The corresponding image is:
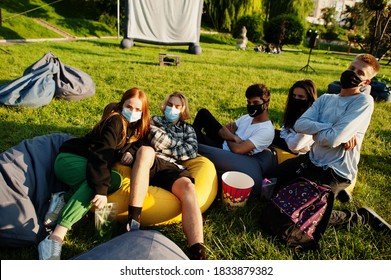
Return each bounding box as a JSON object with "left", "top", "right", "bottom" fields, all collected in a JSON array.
[{"left": 221, "top": 171, "right": 254, "bottom": 208}]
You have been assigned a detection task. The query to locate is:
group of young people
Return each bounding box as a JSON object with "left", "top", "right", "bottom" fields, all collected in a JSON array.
[{"left": 38, "top": 53, "right": 388, "bottom": 260}]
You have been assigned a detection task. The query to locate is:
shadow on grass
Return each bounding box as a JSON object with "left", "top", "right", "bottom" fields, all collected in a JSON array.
[
  {"left": 200, "top": 33, "right": 235, "bottom": 45},
  {"left": 0, "top": 120, "right": 88, "bottom": 152},
  {"left": 2, "top": 0, "right": 49, "bottom": 17},
  {"left": 0, "top": 26, "right": 25, "bottom": 40},
  {"left": 81, "top": 39, "right": 121, "bottom": 49},
  {"left": 0, "top": 79, "right": 12, "bottom": 86}
]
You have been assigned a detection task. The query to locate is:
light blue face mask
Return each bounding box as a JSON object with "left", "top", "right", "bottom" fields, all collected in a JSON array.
[
  {"left": 164, "top": 106, "right": 180, "bottom": 122},
  {"left": 122, "top": 107, "right": 142, "bottom": 123}
]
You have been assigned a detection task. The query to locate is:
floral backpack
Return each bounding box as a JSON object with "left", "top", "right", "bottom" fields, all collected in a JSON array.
[{"left": 259, "top": 177, "right": 334, "bottom": 251}]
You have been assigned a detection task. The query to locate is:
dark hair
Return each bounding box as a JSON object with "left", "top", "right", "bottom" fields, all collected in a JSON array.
[
  {"left": 95, "top": 87, "right": 150, "bottom": 146},
  {"left": 283, "top": 79, "right": 317, "bottom": 129},
  {"left": 245, "top": 84, "right": 270, "bottom": 103}
]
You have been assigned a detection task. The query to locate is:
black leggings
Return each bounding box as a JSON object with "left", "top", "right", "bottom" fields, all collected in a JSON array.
[
  {"left": 271, "top": 129, "right": 292, "bottom": 154},
  {"left": 192, "top": 108, "right": 224, "bottom": 148},
  {"left": 276, "top": 153, "right": 351, "bottom": 196}
]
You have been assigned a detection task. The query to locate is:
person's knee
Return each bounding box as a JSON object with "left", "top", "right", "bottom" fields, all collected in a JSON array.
[
  {"left": 173, "top": 178, "right": 197, "bottom": 200},
  {"left": 198, "top": 108, "right": 208, "bottom": 114},
  {"left": 136, "top": 146, "right": 155, "bottom": 163},
  {"left": 197, "top": 108, "right": 211, "bottom": 118}
]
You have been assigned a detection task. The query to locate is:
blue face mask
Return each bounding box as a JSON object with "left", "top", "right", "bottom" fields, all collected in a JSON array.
[
  {"left": 122, "top": 108, "right": 142, "bottom": 123},
  {"left": 164, "top": 106, "right": 180, "bottom": 123}
]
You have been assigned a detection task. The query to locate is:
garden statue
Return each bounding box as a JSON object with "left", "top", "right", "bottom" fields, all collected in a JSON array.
[{"left": 236, "top": 26, "right": 248, "bottom": 50}]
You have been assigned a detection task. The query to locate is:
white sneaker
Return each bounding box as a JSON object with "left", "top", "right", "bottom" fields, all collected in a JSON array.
[
  {"left": 44, "top": 191, "right": 66, "bottom": 227},
  {"left": 38, "top": 236, "right": 62, "bottom": 260}
]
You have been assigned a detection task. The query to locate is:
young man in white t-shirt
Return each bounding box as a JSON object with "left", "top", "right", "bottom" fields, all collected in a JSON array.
[{"left": 192, "top": 84, "right": 276, "bottom": 194}]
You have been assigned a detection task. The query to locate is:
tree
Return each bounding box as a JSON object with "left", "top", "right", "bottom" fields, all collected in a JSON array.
[
  {"left": 265, "top": 0, "right": 313, "bottom": 24},
  {"left": 263, "top": 14, "right": 304, "bottom": 48},
  {"left": 363, "top": 0, "right": 388, "bottom": 55},
  {"left": 203, "top": 0, "right": 263, "bottom": 32},
  {"left": 340, "top": 2, "right": 367, "bottom": 32},
  {"left": 321, "top": 7, "right": 337, "bottom": 28},
  {"left": 373, "top": 4, "right": 391, "bottom": 59}
]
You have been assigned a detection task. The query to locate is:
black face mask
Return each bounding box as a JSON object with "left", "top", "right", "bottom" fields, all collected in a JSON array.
[
  {"left": 340, "top": 70, "right": 363, "bottom": 89},
  {"left": 290, "top": 98, "right": 309, "bottom": 109},
  {"left": 247, "top": 103, "right": 266, "bottom": 117}
]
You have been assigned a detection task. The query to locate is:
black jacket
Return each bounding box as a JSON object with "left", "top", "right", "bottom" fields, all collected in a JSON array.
[{"left": 59, "top": 114, "right": 144, "bottom": 195}]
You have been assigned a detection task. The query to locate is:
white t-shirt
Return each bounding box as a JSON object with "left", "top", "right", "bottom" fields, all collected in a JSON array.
[{"left": 222, "top": 114, "right": 275, "bottom": 155}]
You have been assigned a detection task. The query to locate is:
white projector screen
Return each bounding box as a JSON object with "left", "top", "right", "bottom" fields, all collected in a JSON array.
[{"left": 124, "top": 0, "right": 204, "bottom": 45}]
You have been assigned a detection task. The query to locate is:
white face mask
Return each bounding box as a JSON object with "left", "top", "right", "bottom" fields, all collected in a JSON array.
[{"left": 122, "top": 107, "right": 142, "bottom": 123}]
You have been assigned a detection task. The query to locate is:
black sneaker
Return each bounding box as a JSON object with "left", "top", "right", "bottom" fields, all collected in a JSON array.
[
  {"left": 328, "top": 209, "right": 358, "bottom": 227},
  {"left": 357, "top": 207, "right": 391, "bottom": 234}
]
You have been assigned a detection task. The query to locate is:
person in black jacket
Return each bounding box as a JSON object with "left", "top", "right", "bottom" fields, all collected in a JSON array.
[{"left": 38, "top": 87, "right": 151, "bottom": 260}]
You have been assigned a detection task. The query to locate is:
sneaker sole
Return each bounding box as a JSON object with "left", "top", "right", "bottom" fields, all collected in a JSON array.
[{"left": 358, "top": 207, "right": 391, "bottom": 234}]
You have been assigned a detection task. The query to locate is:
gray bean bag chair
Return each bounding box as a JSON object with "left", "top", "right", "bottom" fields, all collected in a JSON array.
[
  {"left": 0, "top": 52, "right": 95, "bottom": 107},
  {"left": 74, "top": 230, "right": 189, "bottom": 260},
  {"left": 0, "top": 133, "right": 72, "bottom": 247}
]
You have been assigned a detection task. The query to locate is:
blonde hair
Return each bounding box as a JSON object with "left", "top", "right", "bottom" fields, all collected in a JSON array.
[{"left": 160, "top": 92, "right": 191, "bottom": 122}]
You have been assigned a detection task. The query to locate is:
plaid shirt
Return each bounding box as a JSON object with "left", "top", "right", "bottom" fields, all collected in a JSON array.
[{"left": 150, "top": 116, "right": 198, "bottom": 168}]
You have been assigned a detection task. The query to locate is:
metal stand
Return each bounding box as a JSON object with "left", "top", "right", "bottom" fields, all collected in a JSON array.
[{"left": 300, "top": 48, "right": 316, "bottom": 73}]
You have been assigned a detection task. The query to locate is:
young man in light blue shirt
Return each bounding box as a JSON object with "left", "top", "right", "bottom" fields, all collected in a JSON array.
[{"left": 276, "top": 54, "right": 390, "bottom": 232}]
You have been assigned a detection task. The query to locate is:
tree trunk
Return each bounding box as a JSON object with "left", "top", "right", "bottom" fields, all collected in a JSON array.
[
  {"left": 370, "top": 10, "right": 381, "bottom": 55},
  {"left": 375, "top": 12, "right": 391, "bottom": 60}
]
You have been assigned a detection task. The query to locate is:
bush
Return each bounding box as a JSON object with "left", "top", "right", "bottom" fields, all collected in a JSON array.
[
  {"left": 263, "top": 14, "right": 304, "bottom": 47},
  {"left": 322, "top": 29, "right": 339, "bottom": 41},
  {"left": 232, "top": 14, "right": 264, "bottom": 43},
  {"left": 99, "top": 12, "right": 117, "bottom": 30}
]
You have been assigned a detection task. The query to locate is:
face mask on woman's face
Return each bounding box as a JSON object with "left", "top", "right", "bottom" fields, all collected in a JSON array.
[
  {"left": 340, "top": 70, "right": 363, "bottom": 89},
  {"left": 122, "top": 107, "right": 142, "bottom": 123},
  {"left": 247, "top": 103, "right": 266, "bottom": 117},
  {"left": 164, "top": 106, "right": 181, "bottom": 122},
  {"left": 291, "top": 98, "right": 309, "bottom": 109}
]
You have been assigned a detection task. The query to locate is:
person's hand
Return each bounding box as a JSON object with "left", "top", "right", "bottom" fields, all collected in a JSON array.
[
  {"left": 343, "top": 135, "right": 357, "bottom": 151},
  {"left": 121, "top": 151, "right": 133, "bottom": 165},
  {"left": 91, "top": 194, "right": 107, "bottom": 210},
  {"left": 226, "top": 122, "right": 237, "bottom": 134}
]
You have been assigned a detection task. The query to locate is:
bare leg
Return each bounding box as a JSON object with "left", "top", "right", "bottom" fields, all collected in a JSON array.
[
  {"left": 171, "top": 177, "right": 204, "bottom": 246},
  {"left": 129, "top": 146, "right": 155, "bottom": 207},
  {"left": 50, "top": 225, "right": 68, "bottom": 243}
]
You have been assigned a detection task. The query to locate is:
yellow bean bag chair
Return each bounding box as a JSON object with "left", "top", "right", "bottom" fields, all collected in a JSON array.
[
  {"left": 273, "top": 146, "right": 356, "bottom": 195},
  {"left": 273, "top": 146, "right": 297, "bottom": 165},
  {"left": 106, "top": 155, "right": 218, "bottom": 226}
]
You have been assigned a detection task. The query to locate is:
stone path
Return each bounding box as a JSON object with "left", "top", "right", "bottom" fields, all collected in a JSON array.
[{"left": 34, "top": 18, "right": 76, "bottom": 39}]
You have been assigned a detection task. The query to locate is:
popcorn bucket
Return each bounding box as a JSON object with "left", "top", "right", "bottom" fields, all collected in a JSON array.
[{"left": 221, "top": 171, "right": 254, "bottom": 208}]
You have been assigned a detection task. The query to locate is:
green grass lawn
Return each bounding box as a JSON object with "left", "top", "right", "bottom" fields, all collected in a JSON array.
[
  {"left": 0, "top": 0, "right": 116, "bottom": 39},
  {"left": 0, "top": 36, "right": 390, "bottom": 260}
]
